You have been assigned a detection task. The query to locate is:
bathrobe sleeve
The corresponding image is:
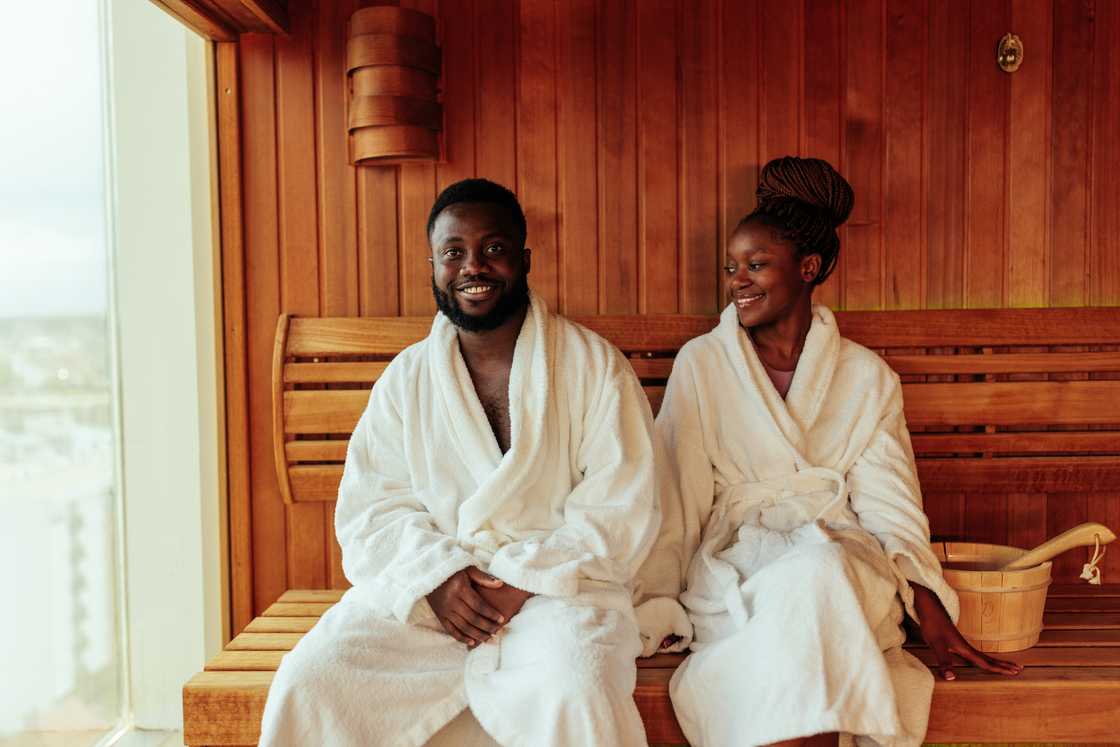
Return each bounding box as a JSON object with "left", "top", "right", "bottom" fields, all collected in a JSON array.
[
  {"left": 487, "top": 357, "right": 660, "bottom": 598},
  {"left": 847, "top": 376, "right": 960, "bottom": 623},
  {"left": 632, "top": 352, "right": 715, "bottom": 653},
  {"left": 334, "top": 363, "right": 479, "bottom": 625}
]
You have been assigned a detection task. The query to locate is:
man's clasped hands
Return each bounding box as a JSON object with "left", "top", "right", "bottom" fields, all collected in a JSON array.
[{"left": 426, "top": 567, "right": 534, "bottom": 648}]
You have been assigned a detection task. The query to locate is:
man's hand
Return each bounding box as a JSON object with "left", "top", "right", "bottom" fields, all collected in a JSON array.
[
  {"left": 911, "top": 583, "right": 1023, "bottom": 681},
  {"left": 476, "top": 582, "right": 534, "bottom": 626},
  {"left": 427, "top": 567, "right": 507, "bottom": 648}
]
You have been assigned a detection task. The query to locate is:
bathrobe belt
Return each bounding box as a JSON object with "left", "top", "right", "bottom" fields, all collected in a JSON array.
[{"left": 689, "top": 467, "right": 852, "bottom": 628}]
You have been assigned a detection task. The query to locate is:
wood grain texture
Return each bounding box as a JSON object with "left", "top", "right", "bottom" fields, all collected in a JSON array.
[
  {"left": 924, "top": 0, "right": 967, "bottom": 309},
  {"left": 883, "top": 0, "right": 926, "bottom": 310},
  {"left": 239, "top": 33, "right": 288, "bottom": 615},
  {"left": 223, "top": 0, "right": 1120, "bottom": 632},
  {"left": 964, "top": 0, "right": 1008, "bottom": 308},
  {"left": 596, "top": 0, "right": 638, "bottom": 314},
  {"left": 842, "top": 0, "right": 884, "bottom": 310},
  {"left": 276, "top": 0, "right": 328, "bottom": 593},
  {"left": 678, "top": 0, "right": 719, "bottom": 314},
  {"left": 215, "top": 42, "right": 254, "bottom": 633},
  {"left": 1007, "top": 0, "right": 1053, "bottom": 307}
]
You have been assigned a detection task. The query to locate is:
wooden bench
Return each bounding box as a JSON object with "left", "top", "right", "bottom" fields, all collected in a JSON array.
[{"left": 185, "top": 307, "right": 1120, "bottom": 745}]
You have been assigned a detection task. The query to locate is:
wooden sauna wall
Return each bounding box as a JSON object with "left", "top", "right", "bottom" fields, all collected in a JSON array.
[{"left": 220, "top": 0, "right": 1120, "bottom": 629}]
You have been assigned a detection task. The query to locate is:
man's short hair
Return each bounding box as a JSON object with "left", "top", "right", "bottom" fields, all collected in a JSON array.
[{"left": 427, "top": 178, "right": 528, "bottom": 244}]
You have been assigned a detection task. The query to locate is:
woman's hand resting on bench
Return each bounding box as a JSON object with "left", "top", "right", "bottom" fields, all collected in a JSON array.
[{"left": 911, "top": 583, "right": 1024, "bottom": 681}]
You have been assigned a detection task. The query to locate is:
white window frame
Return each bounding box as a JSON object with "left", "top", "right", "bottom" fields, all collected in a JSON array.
[{"left": 104, "top": 0, "right": 227, "bottom": 731}]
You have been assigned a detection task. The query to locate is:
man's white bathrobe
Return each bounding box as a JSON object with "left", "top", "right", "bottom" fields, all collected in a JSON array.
[
  {"left": 636, "top": 304, "right": 959, "bottom": 747},
  {"left": 260, "top": 294, "right": 659, "bottom": 747}
]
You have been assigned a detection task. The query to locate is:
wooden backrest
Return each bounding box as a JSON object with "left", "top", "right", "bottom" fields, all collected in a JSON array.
[{"left": 273, "top": 308, "right": 1120, "bottom": 504}]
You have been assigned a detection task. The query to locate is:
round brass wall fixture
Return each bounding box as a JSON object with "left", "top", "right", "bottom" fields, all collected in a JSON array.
[
  {"left": 346, "top": 6, "right": 442, "bottom": 164},
  {"left": 997, "top": 33, "right": 1023, "bottom": 73}
]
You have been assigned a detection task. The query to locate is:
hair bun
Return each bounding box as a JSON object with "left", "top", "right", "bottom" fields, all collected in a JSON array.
[{"left": 756, "top": 156, "right": 854, "bottom": 228}]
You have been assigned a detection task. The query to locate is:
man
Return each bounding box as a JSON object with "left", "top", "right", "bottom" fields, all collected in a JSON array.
[{"left": 259, "top": 178, "right": 660, "bottom": 747}]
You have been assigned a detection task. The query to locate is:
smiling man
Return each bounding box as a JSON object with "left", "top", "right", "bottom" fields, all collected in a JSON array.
[{"left": 258, "top": 178, "right": 660, "bottom": 747}]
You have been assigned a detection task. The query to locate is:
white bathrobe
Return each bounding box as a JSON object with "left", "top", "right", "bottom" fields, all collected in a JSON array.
[
  {"left": 260, "top": 294, "right": 659, "bottom": 747},
  {"left": 635, "top": 304, "right": 959, "bottom": 747}
]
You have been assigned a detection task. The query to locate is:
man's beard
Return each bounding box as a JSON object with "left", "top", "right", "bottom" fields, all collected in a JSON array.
[{"left": 431, "top": 272, "right": 531, "bottom": 332}]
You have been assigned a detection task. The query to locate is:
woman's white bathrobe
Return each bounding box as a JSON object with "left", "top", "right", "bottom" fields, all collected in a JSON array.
[
  {"left": 260, "top": 294, "right": 660, "bottom": 747},
  {"left": 636, "top": 304, "right": 959, "bottom": 747}
]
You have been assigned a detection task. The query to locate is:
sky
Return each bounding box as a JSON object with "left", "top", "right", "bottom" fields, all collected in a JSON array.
[{"left": 0, "top": 1, "right": 109, "bottom": 318}]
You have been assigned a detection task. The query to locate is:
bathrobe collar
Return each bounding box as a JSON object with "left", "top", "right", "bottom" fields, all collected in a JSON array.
[
  {"left": 428, "top": 292, "right": 552, "bottom": 542},
  {"left": 714, "top": 303, "right": 841, "bottom": 467}
]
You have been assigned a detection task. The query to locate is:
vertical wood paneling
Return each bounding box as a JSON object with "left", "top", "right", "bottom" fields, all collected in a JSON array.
[
  {"left": 964, "top": 0, "right": 1008, "bottom": 308},
  {"left": 224, "top": 0, "right": 1120, "bottom": 619},
  {"left": 216, "top": 42, "right": 255, "bottom": 631},
  {"left": 1007, "top": 0, "right": 1053, "bottom": 307},
  {"left": 638, "top": 0, "right": 679, "bottom": 313},
  {"left": 437, "top": 0, "right": 478, "bottom": 190},
  {"left": 276, "top": 3, "right": 328, "bottom": 591},
  {"left": 357, "top": 167, "right": 400, "bottom": 315},
  {"left": 516, "top": 0, "right": 559, "bottom": 307},
  {"left": 475, "top": 0, "right": 518, "bottom": 187},
  {"left": 316, "top": 0, "right": 359, "bottom": 317},
  {"left": 883, "top": 0, "right": 926, "bottom": 310},
  {"left": 719, "top": 0, "right": 758, "bottom": 308},
  {"left": 398, "top": 0, "right": 438, "bottom": 316},
  {"left": 759, "top": 0, "right": 802, "bottom": 165},
  {"left": 802, "top": 0, "right": 843, "bottom": 308},
  {"left": 556, "top": 0, "right": 599, "bottom": 314},
  {"left": 1091, "top": 0, "right": 1120, "bottom": 305},
  {"left": 842, "top": 0, "right": 883, "bottom": 310},
  {"left": 678, "top": 0, "right": 719, "bottom": 314},
  {"left": 925, "top": 2, "right": 967, "bottom": 309},
  {"left": 239, "top": 33, "right": 287, "bottom": 613},
  {"left": 1050, "top": 0, "right": 1094, "bottom": 307},
  {"left": 597, "top": 0, "right": 638, "bottom": 313}
]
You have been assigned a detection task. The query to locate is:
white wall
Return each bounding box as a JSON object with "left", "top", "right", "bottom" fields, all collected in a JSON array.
[{"left": 108, "top": 0, "right": 225, "bottom": 729}]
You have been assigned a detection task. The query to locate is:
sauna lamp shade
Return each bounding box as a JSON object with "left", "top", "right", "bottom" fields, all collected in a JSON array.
[{"left": 346, "top": 6, "right": 442, "bottom": 164}]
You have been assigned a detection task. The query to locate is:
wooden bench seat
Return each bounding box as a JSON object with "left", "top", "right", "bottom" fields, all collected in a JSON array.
[
  {"left": 184, "top": 583, "right": 1120, "bottom": 745},
  {"left": 185, "top": 307, "right": 1120, "bottom": 744}
]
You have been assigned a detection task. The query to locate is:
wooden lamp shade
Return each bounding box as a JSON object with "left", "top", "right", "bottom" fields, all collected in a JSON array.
[{"left": 346, "top": 6, "right": 442, "bottom": 164}]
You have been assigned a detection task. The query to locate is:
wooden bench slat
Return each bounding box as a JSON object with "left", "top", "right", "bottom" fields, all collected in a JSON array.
[
  {"left": 227, "top": 632, "right": 305, "bottom": 651},
  {"left": 243, "top": 616, "right": 320, "bottom": 633},
  {"left": 836, "top": 307, "right": 1120, "bottom": 347},
  {"left": 636, "top": 666, "right": 1120, "bottom": 744},
  {"left": 206, "top": 650, "right": 287, "bottom": 671},
  {"left": 911, "top": 431, "right": 1120, "bottom": 455},
  {"left": 287, "top": 317, "right": 431, "bottom": 356},
  {"left": 283, "top": 390, "right": 367, "bottom": 434},
  {"left": 263, "top": 601, "right": 335, "bottom": 617},
  {"left": 284, "top": 360, "right": 388, "bottom": 383},
  {"left": 287, "top": 466, "right": 344, "bottom": 502},
  {"left": 1050, "top": 583, "right": 1120, "bottom": 597},
  {"left": 284, "top": 440, "right": 348, "bottom": 462},
  {"left": 183, "top": 671, "right": 273, "bottom": 746},
  {"left": 916, "top": 456, "right": 1120, "bottom": 493},
  {"left": 277, "top": 589, "right": 346, "bottom": 603},
  {"left": 901, "top": 380, "right": 1120, "bottom": 426},
  {"left": 884, "top": 351, "right": 1120, "bottom": 375},
  {"left": 1047, "top": 595, "right": 1120, "bottom": 612}
]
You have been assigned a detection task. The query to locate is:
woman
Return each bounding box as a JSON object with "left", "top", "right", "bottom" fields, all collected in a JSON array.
[{"left": 635, "top": 157, "right": 1021, "bottom": 747}]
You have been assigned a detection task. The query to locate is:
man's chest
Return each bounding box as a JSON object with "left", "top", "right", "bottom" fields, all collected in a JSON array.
[{"left": 470, "top": 371, "right": 512, "bottom": 453}]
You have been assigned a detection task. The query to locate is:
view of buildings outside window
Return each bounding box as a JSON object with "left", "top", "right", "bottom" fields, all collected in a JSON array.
[{"left": 0, "top": 1, "right": 123, "bottom": 741}]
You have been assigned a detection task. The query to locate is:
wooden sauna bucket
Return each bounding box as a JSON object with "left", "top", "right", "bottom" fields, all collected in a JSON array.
[{"left": 933, "top": 541, "right": 1052, "bottom": 652}]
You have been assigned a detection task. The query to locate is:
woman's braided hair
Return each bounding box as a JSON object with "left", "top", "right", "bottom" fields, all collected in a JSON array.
[{"left": 740, "top": 156, "right": 855, "bottom": 287}]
